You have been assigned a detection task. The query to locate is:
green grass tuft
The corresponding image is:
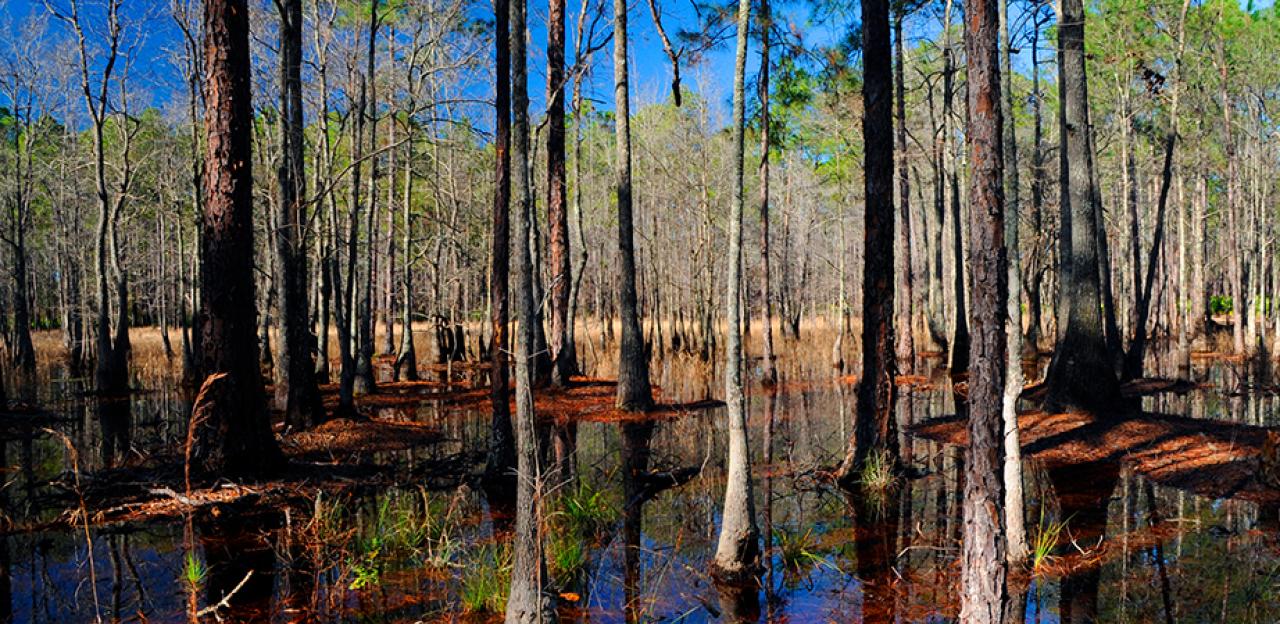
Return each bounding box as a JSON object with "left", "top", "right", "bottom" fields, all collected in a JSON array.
[
  {"left": 459, "top": 543, "right": 512, "bottom": 613},
  {"left": 1030, "top": 505, "right": 1072, "bottom": 574}
]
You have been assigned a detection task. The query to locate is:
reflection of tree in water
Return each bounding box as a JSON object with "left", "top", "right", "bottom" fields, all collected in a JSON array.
[
  {"left": 849, "top": 483, "right": 900, "bottom": 623},
  {"left": 198, "top": 512, "right": 280, "bottom": 621},
  {"left": 620, "top": 420, "right": 708, "bottom": 623},
  {"left": 0, "top": 441, "right": 9, "bottom": 622},
  {"left": 97, "top": 396, "right": 132, "bottom": 468},
  {"left": 1047, "top": 460, "right": 1119, "bottom": 623},
  {"left": 622, "top": 421, "right": 653, "bottom": 624},
  {"left": 277, "top": 511, "right": 318, "bottom": 619}
]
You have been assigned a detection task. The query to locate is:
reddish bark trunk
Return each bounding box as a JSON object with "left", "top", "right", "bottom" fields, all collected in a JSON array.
[
  {"left": 193, "top": 0, "right": 282, "bottom": 477},
  {"left": 547, "top": 0, "right": 576, "bottom": 386},
  {"left": 960, "top": 0, "right": 1009, "bottom": 617}
]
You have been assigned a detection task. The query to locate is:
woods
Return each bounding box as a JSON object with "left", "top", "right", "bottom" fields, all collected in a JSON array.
[{"left": 2, "top": 0, "right": 1280, "bottom": 620}]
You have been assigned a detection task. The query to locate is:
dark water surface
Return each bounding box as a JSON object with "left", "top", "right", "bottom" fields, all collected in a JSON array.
[{"left": 4, "top": 353, "right": 1280, "bottom": 623}]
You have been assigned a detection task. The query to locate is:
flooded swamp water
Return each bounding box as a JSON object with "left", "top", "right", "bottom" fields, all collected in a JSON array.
[{"left": 4, "top": 334, "right": 1280, "bottom": 623}]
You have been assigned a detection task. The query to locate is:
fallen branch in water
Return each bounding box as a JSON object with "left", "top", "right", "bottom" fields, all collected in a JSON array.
[{"left": 195, "top": 570, "right": 254, "bottom": 617}]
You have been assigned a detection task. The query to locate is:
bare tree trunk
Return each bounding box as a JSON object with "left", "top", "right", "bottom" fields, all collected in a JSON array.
[
  {"left": 612, "top": 0, "right": 653, "bottom": 411},
  {"left": 275, "top": 0, "right": 325, "bottom": 429},
  {"left": 484, "top": 0, "right": 516, "bottom": 495},
  {"left": 192, "top": 0, "right": 283, "bottom": 477},
  {"left": 1043, "top": 0, "right": 1120, "bottom": 413},
  {"left": 893, "top": 10, "right": 915, "bottom": 372},
  {"left": 336, "top": 20, "right": 363, "bottom": 415},
  {"left": 943, "top": 0, "right": 969, "bottom": 374},
  {"left": 56, "top": 0, "right": 131, "bottom": 394},
  {"left": 1218, "top": 37, "right": 1245, "bottom": 357},
  {"left": 1193, "top": 176, "right": 1207, "bottom": 347},
  {"left": 999, "top": 0, "right": 1026, "bottom": 566},
  {"left": 960, "top": 0, "right": 1009, "bottom": 617},
  {"left": 1025, "top": 8, "right": 1046, "bottom": 351},
  {"left": 712, "top": 0, "right": 761, "bottom": 581},
  {"left": 395, "top": 141, "right": 418, "bottom": 381},
  {"left": 6, "top": 110, "right": 36, "bottom": 374},
  {"left": 837, "top": 0, "right": 897, "bottom": 485},
  {"left": 505, "top": 0, "right": 548, "bottom": 615},
  {"left": 567, "top": 63, "right": 588, "bottom": 381},
  {"left": 1123, "top": 0, "right": 1191, "bottom": 381},
  {"left": 353, "top": 2, "right": 381, "bottom": 395},
  {"left": 757, "top": 0, "right": 778, "bottom": 386}
]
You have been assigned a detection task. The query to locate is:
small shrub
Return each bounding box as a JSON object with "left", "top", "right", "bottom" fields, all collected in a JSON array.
[{"left": 1210, "top": 294, "right": 1234, "bottom": 315}]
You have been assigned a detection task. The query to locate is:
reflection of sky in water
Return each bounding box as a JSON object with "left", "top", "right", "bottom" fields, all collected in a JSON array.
[{"left": 4, "top": 356, "right": 1280, "bottom": 621}]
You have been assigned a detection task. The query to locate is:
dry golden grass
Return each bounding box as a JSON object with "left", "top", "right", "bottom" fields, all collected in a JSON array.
[{"left": 27, "top": 313, "right": 868, "bottom": 396}]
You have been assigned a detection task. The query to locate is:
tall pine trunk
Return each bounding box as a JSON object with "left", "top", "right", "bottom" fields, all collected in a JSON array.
[
  {"left": 547, "top": 0, "right": 576, "bottom": 386},
  {"left": 837, "top": 0, "right": 896, "bottom": 485},
  {"left": 484, "top": 0, "right": 517, "bottom": 496},
  {"left": 193, "top": 0, "right": 283, "bottom": 477},
  {"left": 960, "top": 0, "right": 1009, "bottom": 616},
  {"left": 612, "top": 0, "right": 654, "bottom": 411}
]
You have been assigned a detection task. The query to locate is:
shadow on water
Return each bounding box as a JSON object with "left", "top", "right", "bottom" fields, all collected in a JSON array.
[{"left": 622, "top": 420, "right": 653, "bottom": 624}]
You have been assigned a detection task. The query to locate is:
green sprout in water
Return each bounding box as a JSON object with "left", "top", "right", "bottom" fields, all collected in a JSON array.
[{"left": 182, "top": 551, "right": 207, "bottom": 590}]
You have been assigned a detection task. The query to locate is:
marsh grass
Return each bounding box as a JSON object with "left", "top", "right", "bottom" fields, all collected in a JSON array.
[
  {"left": 774, "top": 527, "right": 833, "bottom": 576},
  {"left": 560, "top": 479, "right": 617, "bottom": 538},
  {"left": 309, "top": 489, "right": 466, "bottom": 593},
  {"left": 545, "top": 479, "right": 619, "bottom": 586},
  {"left": 459, "top": 542, "right": 512, "bottom": 613},
  {"left": 1031, "top": 505, "right": 1072, "bottom": 574},
  {"left": 859, "top": 448, "right": 898, "bottom": 493}
]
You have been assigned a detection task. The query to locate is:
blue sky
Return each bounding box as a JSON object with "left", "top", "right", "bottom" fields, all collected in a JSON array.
[
  {"left": 0, "top": 0, "right": 848, "bottom": 126},
  {"left": 2, "top": 0, "right": 1274, "bottom": 131}
]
